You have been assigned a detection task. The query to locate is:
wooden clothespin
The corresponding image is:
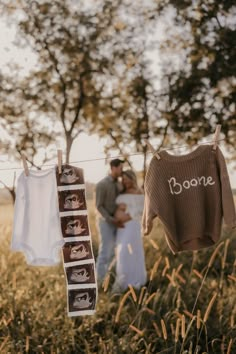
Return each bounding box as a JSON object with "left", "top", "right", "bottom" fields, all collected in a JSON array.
[
  {"left": 57, "top": 149, "right": 62, "bottom": 174},
  {"left": 144, "top": 139, "right": 161, "bottom": 160},
  {"left": 213, "top": 124, "right": 221, "bottom": 150},
  {"left": 21, "top": 153, "right": 29, "bottom": 176}
]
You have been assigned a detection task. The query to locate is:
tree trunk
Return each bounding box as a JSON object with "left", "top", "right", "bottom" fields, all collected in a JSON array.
[
  {"left": 0, "top": 173, "right": 16, "bottom": 204},
  {"left": 65, "top": 134, "right": 73, "bottom": 163}
]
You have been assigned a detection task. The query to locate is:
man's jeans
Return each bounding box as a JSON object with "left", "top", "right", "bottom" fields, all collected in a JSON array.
[{"left": 96, "top": 220, "right": 116, "bottom": 284}]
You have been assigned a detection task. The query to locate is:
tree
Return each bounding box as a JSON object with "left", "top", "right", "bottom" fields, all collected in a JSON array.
[
  {"left": 152, "top": 0, "right": 236, "bottom": 151},
  {"left": 0, "top": 173, "right": 16, "bottom": 203},
  {"left": 84, "top": 0, "right": 236, "bottom": 176},
  {"left": 86, "top": 61, "right": 169, "bottom": 178},
  {"left": 0, "top": 71, "right": 58, "bottom": 167},
  {"left": 1, "top": 0, "right": 234, "bottom": 180},
  {"left": 1, "top": 0, "right": 156, "bottom": 164}
]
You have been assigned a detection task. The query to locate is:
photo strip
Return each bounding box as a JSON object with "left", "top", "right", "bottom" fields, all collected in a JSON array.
[{"left": 56, "top": 165, "right": 97, "bottom": 317}]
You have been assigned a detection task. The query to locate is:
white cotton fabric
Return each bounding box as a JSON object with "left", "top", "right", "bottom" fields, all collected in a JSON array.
[
  {"left": 113, "top": 194, "right": 147, "bottom": 291},
  {"left": 11, "top": 168, "right": 64, "bottom": 266}
]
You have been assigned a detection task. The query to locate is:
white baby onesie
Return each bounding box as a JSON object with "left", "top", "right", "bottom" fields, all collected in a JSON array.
[{"left": 11, "top": 168, "right": 64, "bottom": 266}]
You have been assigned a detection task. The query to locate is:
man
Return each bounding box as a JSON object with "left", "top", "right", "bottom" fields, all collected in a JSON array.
[{"left": 95, "top": 158, "right": 130, "bottom": 285}]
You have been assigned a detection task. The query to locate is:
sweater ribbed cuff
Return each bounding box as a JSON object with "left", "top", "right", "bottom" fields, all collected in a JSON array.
[
  {"left": 225, "top": 220, "right": 236, "bottom": 229},
  {"left": 107, "top": 216, "right": 115, "bottom": 224},
  {"left": 142, "top": 220, "right": 153, "bottom": 236}
]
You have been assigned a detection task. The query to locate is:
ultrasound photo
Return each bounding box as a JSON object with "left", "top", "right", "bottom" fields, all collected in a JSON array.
[
  {"left": 57, "top": 165, "right": 85, "bottom": 185},
  {"left": 63, "top": 241, "right": 93, "bottom": 263},
  {"left": 65, "top": 263, "right": 95, "bottom": 284},
  {"left": 68, "top": 288, "right": 96, "bottom": 312},
  {"left": 58, "top": 189, "right": 87, "bottom": 212},
  {"left": 60, "top": 215, "right": 89, "bottom": 237}
]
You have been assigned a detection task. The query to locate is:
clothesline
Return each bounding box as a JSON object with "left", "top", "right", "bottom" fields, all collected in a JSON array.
[
  {"left": 0, "top": 138, "right": 225, "bottom": 172},
  {"left": 0, "top": 5, "right": 38, "bottom": 10},
  {"left": 0, "top": 4, "right": 78, "bottom": 10}
]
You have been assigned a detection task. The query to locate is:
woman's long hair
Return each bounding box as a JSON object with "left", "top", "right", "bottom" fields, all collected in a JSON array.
[{"left": 122, "top": 169, "right": 139, "bottom": 192}]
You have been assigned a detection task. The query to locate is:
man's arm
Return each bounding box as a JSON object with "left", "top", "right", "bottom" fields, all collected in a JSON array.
[{"left": 96, "top": 182, "right": 115, "bottom": 224}]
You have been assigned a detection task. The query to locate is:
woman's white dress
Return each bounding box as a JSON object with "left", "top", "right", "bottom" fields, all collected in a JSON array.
[{"left": 113, "top": 193, "right": 147, "bottom": 291}]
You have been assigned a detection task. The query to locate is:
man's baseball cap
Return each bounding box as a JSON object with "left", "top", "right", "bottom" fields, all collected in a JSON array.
[{"left": 110, "top": 158, "right": 125, "bottom": 167}]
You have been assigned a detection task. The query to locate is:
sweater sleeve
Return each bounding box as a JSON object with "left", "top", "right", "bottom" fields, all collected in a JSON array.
[
  {"left": 142, "top": 192, "right": 155, "bottom": 235},
  {"left": 216, "top": 147, "right": 236, "bottom": 229},
  {"left": 142, "top": 161, "right": 158, "bottom": 235}
]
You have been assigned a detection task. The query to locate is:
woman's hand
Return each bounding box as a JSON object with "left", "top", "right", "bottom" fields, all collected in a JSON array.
[
  {"left": 113, "top": 213, "right": 132, "bottom": 228},
  {"left": 120, "top": 213, "right": 132, "bottom": 223}
]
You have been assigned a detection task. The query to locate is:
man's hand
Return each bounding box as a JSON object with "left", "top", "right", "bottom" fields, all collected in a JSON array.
[
  {"left": 112, "top": 218, "right": 125, "bottom": 228},
  {"left": 116, "top": 220, "right": 125, "bottom": 228}
]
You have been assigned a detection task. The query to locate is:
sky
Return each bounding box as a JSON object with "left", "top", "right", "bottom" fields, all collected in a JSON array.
[{"left": 0, "top": 14, "right": 235, "bottom": 188}]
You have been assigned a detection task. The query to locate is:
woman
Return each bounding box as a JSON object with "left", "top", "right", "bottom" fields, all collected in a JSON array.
[{"left": 112, "top": 170, "right": 147, "bottom": 292}]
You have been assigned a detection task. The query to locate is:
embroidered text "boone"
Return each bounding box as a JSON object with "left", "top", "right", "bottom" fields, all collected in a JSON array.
[{"left": 168, "top": 176, "right": 215, "bottom": 195}]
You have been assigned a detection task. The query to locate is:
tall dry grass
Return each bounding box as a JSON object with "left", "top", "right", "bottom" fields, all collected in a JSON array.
[{"left": 0, "top": 201, "right": 236, "bottom": 353}]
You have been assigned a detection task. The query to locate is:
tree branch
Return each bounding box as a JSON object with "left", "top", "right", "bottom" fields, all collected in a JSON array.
[
  {"left": 108, "top": 129, "right": 133, "bottom": 168},
  {"left": 69, "top": 76, "right": 84, "bottom": 135},
  {"left": 0, "top": 172, "right": 16, "bottom": 203},
  {"left": 43, "top": 40, "right": 68, "bottom": 132}
]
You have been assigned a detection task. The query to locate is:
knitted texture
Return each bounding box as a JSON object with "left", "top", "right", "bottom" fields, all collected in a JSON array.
[{"left": 142, "top": 145, "right": 236, "bottom": 253}]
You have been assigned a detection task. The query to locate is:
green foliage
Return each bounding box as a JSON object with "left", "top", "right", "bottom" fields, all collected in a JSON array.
[
  {"left": 1, "top": 0, "right": 156, "bottom": 164},
  {"left": 0, "top": 0, "right": 235, "bottom": 172},
  {"left": 154, "top": 0, "right": 236, "bottom": 149}
]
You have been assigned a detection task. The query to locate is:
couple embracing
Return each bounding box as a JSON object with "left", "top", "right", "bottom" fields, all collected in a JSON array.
[{"left": 96, "top": 158, "right": 147, "bottom": 292}]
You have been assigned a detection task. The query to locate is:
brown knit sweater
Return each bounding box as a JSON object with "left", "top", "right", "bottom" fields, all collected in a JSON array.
[{"left": 142, "top": 145, "right": 236, "bottom": 253}]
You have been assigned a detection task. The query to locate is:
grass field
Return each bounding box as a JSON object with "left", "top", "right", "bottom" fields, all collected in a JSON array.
[{"left": 0, "top": 201, "right": 236, "bottom": 353}]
